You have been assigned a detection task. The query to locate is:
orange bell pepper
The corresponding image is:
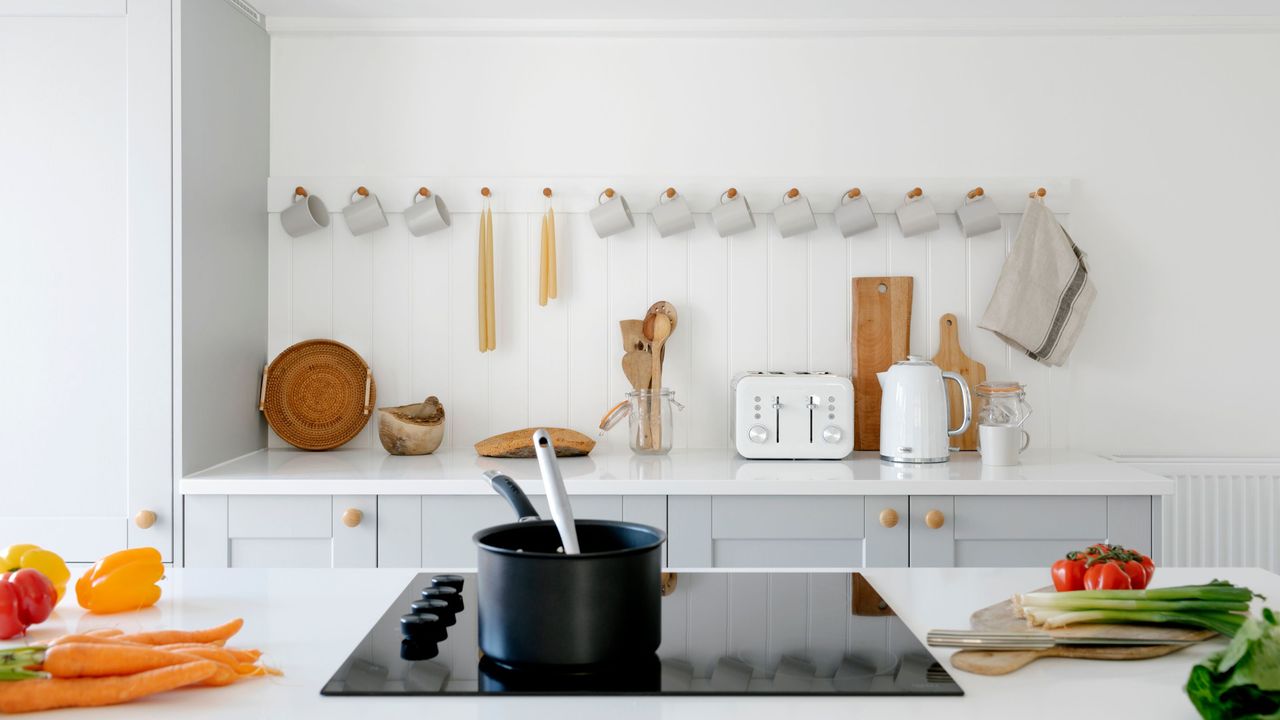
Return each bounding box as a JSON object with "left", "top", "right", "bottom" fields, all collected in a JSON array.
[{"left": 76, "top": 547, "right": 164, "bottom": 614}]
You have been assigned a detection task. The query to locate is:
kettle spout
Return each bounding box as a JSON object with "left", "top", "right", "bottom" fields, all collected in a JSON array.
[{"left": 876, "top": 371, "right": 887, "bottom": 389}]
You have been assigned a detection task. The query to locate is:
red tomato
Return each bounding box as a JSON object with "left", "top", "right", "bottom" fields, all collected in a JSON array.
[
  {"left": 1, "top": 569, "right": 55, "bottom": 625},
  {"left": 1116, "top": 558, "right": 1147, "bottom": 589},
  {"left": 1051, "top": 554, "right": 1087, "bottom": 592},
  {"left": 1083, "top": 543, "right": 1111, "bottom": 558},
  {"left": 0, "top": 582, "right": 25, "bottom": 640},
  {"left": 1084, "top": 561, "right": 1133, "bottom": 591},
  {"left": 1138, "top": 554, "right": 1156, "bottom": 585}
]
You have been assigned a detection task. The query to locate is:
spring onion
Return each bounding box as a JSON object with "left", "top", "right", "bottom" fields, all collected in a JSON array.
[
  {"left": 0, "top": 646, "right": 47, "bottom": 681},
  {"left": 1014, "top": 580, "right": 1260, "bottom": 637}
]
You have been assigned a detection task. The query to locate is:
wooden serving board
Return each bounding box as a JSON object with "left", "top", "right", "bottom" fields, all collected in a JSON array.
[
  {"left": 851, "top": 277, "right": 913, "bottom": 451},
  {"left": 950, "top": 587, "right": 1215, "bottom": 676},
  {"left": 931, "top": 313, "right": 986, "bottom": 451}
]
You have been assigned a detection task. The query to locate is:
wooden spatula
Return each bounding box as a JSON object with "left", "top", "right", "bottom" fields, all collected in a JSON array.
[{"left": 931, "top": 313, "right": 986, "bottom": 451}]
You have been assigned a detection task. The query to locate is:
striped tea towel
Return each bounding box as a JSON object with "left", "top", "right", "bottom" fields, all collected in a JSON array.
[{"left": 978, "top": 197, "right": 1096, "bottom": 367}]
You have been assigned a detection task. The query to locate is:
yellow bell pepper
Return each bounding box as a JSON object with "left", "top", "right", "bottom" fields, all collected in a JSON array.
[
  {"left": 76, "top": 547, "right": 164, "bottom": 614},
  {"left": 2, "top": 544, "right": 70, "bottom": 605}
]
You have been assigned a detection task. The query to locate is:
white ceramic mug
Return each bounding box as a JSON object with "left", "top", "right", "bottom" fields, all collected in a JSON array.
[
  {"left": 710, "top": 188, "right": 755, "bottom": 237},
  {"left": 342, "top": 187, "right": 389, "bottom": 236},
  {"left": 774, "top": 189, "right": 818, "bottom": 238},
  {"left": 651, "top": 188, "right": 695, "bottom": 237},
  {"left": 404, "top": 188, "right": 451, "bottom": 237},
  {"left": 834, "top": 189, "right": 877, "bottom": 238},
  {"left": 956, "top": 192, "right": 1001, "bottom": 238},
  {"left": 895, "top": 190, "right": 939, "bottom": 238},
  {"left": 979, "top": 424, "right": 1031, "bottom": 466},
  {"left": 280, "top": 188, "right": 330, "bottom": 238},
  {"left": 589, "top": 188, "right": 634, "bottom": 238}
]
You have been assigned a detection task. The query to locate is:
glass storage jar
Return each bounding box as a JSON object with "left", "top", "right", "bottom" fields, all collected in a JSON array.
[
  {"left": 599, "top": 388, "right": 684, "bottom": 455},
  {"left": 974, "top": 381, "right": 1032, "bottom": 427}
]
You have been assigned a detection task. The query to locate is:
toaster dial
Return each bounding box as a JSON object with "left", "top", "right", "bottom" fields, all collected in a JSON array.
[
  {"left": 822, "top": 426, "right": 843, "bottom": 444},
  {"left": 748, "top": 425, "right": 769, "bottom": 444}
]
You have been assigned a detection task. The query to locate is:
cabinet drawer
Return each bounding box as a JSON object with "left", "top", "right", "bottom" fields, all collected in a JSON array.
[
  {"left": 421, "top": 495, "right": 623, "bottom": 568},
  {"left": 953, "top": 496, "right": 1107, "bottom": 540},
  {"left": 712, "top": 497, "right": 864, "bottom": 539},
  {"left": 228, "top": 495, "right": 332, "bottom": 538},
  {"left": 713, "top": 539, "right": 862, "bottom": 568}
]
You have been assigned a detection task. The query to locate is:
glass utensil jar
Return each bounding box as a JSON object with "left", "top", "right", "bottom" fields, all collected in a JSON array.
[
  {"left": 598, "top": 389, "right": 684, "bottom": 455},
  {"left": 974, "top": 381, "right": 1032, "bottom": 427}
]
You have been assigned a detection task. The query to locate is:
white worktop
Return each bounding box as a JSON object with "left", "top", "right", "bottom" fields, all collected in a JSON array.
[
  {"left": 182, "top": 447, "right": 1173, "bottom": 496},
  {"left": 27, "top": 565, "right": 1274, "bottom": 719}
]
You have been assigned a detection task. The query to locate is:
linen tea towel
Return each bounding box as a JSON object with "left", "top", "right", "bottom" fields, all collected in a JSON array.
[{"left": 978, "top": 197, "right": 1096, "bottom": 366}]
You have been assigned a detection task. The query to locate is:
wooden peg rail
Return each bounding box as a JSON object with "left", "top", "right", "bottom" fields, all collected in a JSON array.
[
  {"left": 294, "top": 186, "right": 308, "bottom": 198},
  {"left": 356, "top": 186, "right": 369, "bottom": 197},
  {"left": 603, "top": 187, "right": 615, "bottom": 198},
  {"left": 967, "top": 186, "right": 985, "bottom": 199},
  {"left": 1029, "top": 187, "right": 1047, "bottom": 198},
  {"left": 726, "top": 187, "right": 738, "bottom": 199},
  {"left": 907, "top": 187, "right": 923, "bottom": 199},
  {"left": 417, "top": 187, "right": 431, "bottom": 197},
  {"left": 786, "top": 187, "right": 800, "bottom": 199},
  {"left": 664, "top": 187, "right": 676, "bottom": 198},
  {"left": 543, "top": 187, "right": 552, "bottom": 197},
  {"left": 481, "top": 187, "right": 491, "bottom": 197},
  {"left": 846, "top": 188, "right": 862, "bottom": 199}
]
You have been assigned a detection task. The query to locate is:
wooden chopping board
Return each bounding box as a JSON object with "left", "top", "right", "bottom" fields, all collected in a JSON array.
[
  {"left": 950, "top": 587, "right": 1215, "bottom": 675},
  {"left": 931, "top": 313, "right": 986, "bottom": 451},
  {"left": 851, "top": 277, "right": 913, "bottom": 451}
]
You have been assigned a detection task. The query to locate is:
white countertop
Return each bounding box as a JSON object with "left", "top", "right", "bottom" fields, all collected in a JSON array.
[
  {"left": 182, "top": 447, "right": 1173, "bottom": 496},
  {"left": 26, "top": 565, "right": 1275, "bottom": 719}
]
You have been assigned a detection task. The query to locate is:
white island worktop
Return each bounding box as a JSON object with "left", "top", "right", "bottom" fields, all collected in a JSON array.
[
  {"left": 27, "top": 566, "right": 1273, "bottom": 719},
  {"left": 182, "top": 448, "right": 1173, "bottom": 496}
]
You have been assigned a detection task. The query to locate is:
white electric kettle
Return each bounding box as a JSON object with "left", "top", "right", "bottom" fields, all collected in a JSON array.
[{"left": 877, "top": 356, "right": 972, "bottom": 463}]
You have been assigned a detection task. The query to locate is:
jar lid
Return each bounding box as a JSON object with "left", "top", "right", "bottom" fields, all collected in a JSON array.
[{"left": 976, "top": 380, "right": 1025, "bottom": 396}]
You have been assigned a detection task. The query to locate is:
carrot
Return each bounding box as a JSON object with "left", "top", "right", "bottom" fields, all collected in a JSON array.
[
  {"left": 0, "top": 660, "right": 217, "bottom": 713},
  {"left": 43, "top": 643, "right": 194, "bottom": 678},
  {"left": 48, "top": 634, "right": 147, "bottom": 647},
  {"left": 159, "top": 644, "right": 240, "bottom": 668},
  {"left": 86, "top": 628, "right": 124, "bottom": 638},
  {"left": 116, "top": 618, "right": 243, "bottom": 646}
]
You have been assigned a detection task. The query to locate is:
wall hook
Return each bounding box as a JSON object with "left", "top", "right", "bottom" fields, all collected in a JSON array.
[
  {"left": 543, "top": 187, "right": 552, "bottom": 198},
  {"left": 481, "top": 187, "right": 491, "bottom": 197},
  {"left": 785, "top": 187, "right": 800, "bottom": 199},
  {"left": 967, "top": 187, "right": 985, "bottom": 199},
  {"left": 356, "top": 186, "right": 369, "bottom": 197},
  {"left": 845, "top": 188, "right": 862, "bottom": 199},
  {"left": 1029, "top": 187, "right": 1047, "bottom": 199},
  {"left": 294, "top": 186, "right": 308, "bottom": 198},
  {"left": 907, "top": 187, "right": 923, "bottom": 199},
  {"left": 664, "top": 187, "right": 677, "bottom": 198}
]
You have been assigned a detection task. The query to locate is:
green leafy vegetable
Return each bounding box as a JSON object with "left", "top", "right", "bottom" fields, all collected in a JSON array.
[
  {"left": 1016, "top": 580, "right": 1259, "bottom": 637},
  {"left": 1187, "top": 608, "right": 1280, "bottom": 719}
]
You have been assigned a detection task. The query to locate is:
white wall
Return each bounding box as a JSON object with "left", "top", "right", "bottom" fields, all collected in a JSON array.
[{"left": 267, "top": 30, "right": 1280, "bottom": 457}]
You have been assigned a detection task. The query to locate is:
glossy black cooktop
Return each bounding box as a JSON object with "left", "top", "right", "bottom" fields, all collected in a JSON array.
[{"left": 321, "top": 572, "right": 961, "bottom": 696}]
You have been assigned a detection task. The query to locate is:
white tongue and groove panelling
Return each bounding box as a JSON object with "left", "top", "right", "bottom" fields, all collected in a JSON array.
[{"left": 265, "top": 177, "right": 1072, "bottom": 454}]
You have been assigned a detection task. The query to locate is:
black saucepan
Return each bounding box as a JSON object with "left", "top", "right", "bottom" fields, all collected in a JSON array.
[{"left": 473, "top": 471, "right": 666, "bottom": 668}]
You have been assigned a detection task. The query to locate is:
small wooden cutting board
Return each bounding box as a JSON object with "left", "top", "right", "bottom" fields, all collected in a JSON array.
[
  {"left": 949, "top": 587, "right": 1215, "bottom": 675},
  {"left": 851, "top": 277, "right": 913, "bottom": 451},
  {"left": 931, "top": 313, "right": 986, "bottom": 451}
]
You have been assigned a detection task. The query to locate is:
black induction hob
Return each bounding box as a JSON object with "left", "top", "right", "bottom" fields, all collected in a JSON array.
[{"left": 321, "top": 571, "right": 961, "bottom": 697}]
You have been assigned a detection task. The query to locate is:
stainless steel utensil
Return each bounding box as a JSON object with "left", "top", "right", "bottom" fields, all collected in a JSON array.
[
  {"left": 927, "top": 629, "right": 1199, "bottom": 650},
  {"left": 532, "top": 428, "right": 580, "bottom": 554}
]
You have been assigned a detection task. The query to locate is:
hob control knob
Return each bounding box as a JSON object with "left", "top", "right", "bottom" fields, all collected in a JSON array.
[
  {"left": 748, "top": 425, "right": 769, "bottom": 444},
  {"left": 822, "top": 426, "right": 843, "bottom": 443}
]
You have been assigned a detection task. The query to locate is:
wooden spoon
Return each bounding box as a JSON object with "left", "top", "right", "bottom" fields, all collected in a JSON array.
[{"left": 647, "top": 313, "right": 673, "bottom": 449}]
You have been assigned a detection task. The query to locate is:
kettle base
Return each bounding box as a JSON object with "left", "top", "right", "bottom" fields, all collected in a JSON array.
[{"left": 880, "top": 454, "right": 950, "bottom": 464}]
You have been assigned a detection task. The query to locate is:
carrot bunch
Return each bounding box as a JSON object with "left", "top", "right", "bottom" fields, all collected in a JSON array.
[{"left": 0, "top": 619, "right": 280, "bottom": 713}]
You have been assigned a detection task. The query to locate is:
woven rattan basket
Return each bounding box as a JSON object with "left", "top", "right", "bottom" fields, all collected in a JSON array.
[{"left": 259, "top": 339, "right": 376, "bottom": 450}]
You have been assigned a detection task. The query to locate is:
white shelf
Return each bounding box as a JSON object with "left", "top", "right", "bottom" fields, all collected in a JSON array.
[{"left": 181, "top": 447, "right": 1174, "bottom": 497}]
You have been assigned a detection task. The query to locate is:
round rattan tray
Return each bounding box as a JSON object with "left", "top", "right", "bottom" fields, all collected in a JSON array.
[{"left": 259, "top": 339, "right": 376, "bottom": 450}]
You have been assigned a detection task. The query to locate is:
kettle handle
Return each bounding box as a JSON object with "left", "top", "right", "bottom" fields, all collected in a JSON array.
[{"left": 942, "top": 372, "right": 972, "bottom": 437}]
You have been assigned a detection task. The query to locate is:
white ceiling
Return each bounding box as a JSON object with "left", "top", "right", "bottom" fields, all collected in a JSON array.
[{"left": 249, "top": 0, "right": 1280, "bottom": 20}]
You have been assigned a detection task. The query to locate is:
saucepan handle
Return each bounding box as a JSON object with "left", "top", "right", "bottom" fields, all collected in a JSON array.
[
  {"left": 942, "top": 372, "right": 972, "bottom": 437},
  {"left": 483, "top": 470, "right": 540, "bottom": 522}
]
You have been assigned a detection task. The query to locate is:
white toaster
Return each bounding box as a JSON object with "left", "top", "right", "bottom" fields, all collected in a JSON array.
[{"left": 731, "top": 372, "right": 855, "bottom": 460}]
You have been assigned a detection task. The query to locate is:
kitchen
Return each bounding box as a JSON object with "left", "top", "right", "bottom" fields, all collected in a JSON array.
[{"left": 3, "top": 0, "right": 1279, "bottom": 716}]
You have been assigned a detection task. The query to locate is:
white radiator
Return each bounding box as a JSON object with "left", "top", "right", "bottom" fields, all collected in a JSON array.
[{"left": 1121, "top": 459, "right": 1280, "bottom": 573}]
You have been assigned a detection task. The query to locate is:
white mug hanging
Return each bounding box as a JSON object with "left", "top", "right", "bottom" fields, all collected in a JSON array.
[
  {"left": 895, "top": 187, "right": 939, "bottom": 238},
  {"left": 651, "top": 187, "right": 695, "bottom": 237},
  {"left": 404, "top": 187, "right": 451, "bottom": 237},
  {"left": 588, "top": 188, "right": 634, "bottom": 238},
  {"left": 956, "top": 187, "right": 1002, "bottom": 238},
  {"left": 343, "top": 186, "right": 389, "bottom": 236},
  {"left": 710, "top": 188, "right": 755, "bottom": 237},
  {"left": 834, "top": 188, "right": 877, "bottom": 238},
  {"left": 280, "top": 186, "right": 330, "bottom": 238},
  {"left": 773, "top": 187, "right": 818, "bottom": 238}
]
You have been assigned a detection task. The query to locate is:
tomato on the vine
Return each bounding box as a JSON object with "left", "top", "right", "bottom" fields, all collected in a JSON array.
[
  {"left": 1083, "top": 561, "right": 1133, "bottom": 590},
  {"left": 1051, "top": 552, "right": 1088, "bottom": 592}
]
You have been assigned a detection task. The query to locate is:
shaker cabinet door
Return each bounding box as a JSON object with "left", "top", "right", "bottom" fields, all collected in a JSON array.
[
  {"left": 184, "top": 495, "right": 377, "bottom": 568},
  {"left": 668, "top": 496, "right": 872, "bottom": 569}
]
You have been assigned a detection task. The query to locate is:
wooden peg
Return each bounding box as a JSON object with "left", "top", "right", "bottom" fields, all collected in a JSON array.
[
  {"left": 481, "top": 187, "right": 491, "bottom": 197},
  {"left": 786, "top": 187, "right": 799, "bottom": 199},
  {"left": 846, "top": 188, "right": 862, "bottom": 199},
  {"left": 726, "top": 187, "right": 738, "bottom": 199},
  {"left": 664, "top": 187, "right": 676, "bottom": 198},
  {"left": 1029, "top": 187, "right": 1047, "bottom": 198},
  {"left": 543, "top": 187, "right": 552, "bottom": 198},
  {"left": 603, "top": 187, "right": 615, "bottom": 198},
  {"left": 356, "top": 186, "right": 369, "bottom": 197},
  {"left": 908, "top": 187, "right": 923, "bottom": 199},
  {"left": 294, "top": 186, "right": 308, "bottom": 198},
  {"left": 967, "top": 187, "right": 984, "bottom": 199},
  {"left": 418, "top": 187, "right": 431, "bottom": 198}
]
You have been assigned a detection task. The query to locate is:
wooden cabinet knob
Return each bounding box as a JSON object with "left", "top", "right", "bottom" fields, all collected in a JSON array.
[
  {"left": 878, "top": 508, "right": 899, "bottom": 528},
  {"left": 925, "top": 509, "right": 945, "bottom": 530},
  {"left": 134, "top": 510, "right": 157, "bottom": 530},
  {"left": 341, "top": 508, "right": 363, "bottom": 528}
]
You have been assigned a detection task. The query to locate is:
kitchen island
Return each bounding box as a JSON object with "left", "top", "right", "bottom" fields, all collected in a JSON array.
[{"left": 27, "top": 566, "right": 1272, "bottom": 719}]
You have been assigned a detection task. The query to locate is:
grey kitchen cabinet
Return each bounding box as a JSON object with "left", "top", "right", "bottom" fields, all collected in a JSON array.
[
  {"left": 908, "top": 495, "right": 1154, "bottom": 568},
  {"left": 184, "top": 495, "right": 376, "bottom": 568},
  {"left": 667, "top": 496, "right": 908, "bottom": 568},
  {"left": 377, "top": 495, "right": 668, "bottom": 568}
]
